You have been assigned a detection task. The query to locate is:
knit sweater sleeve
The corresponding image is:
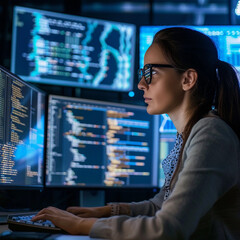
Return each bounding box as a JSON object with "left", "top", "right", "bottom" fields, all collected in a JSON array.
[
  {"left": 129, "top": 185, "right": 165, "bottom": 216},
  {"left": 90, "top": 117, "right": 240, "bottom": 240}
]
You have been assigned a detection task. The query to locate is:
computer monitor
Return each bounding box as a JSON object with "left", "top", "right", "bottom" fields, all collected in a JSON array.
[
  {"left": 11, "top": 6, "right": 136, "bottom": 92},
  {"left": 46, "top": 95, "right": 159, "bottom": 188},
  {"left": 139, "top": 25, "right": 240, "bottom": 71},
  {"left": 0, "top": 65, "right": 46, "bottom": 188},
  {"left": 158, "top": 115, "right": 177, "bottom": 187}
]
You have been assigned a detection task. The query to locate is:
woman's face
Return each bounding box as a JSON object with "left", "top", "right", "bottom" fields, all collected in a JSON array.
[{"left": 138, "top": 43, "right": 185, "bottom": 115}]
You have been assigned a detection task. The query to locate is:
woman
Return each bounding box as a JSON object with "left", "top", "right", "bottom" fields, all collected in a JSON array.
[{"left": 33, "top": 27, "right": 240, "bottom": 239}]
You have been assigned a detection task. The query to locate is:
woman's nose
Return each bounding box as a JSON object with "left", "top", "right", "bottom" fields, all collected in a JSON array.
[{"left": 138, "top": 77, "right": 147, "bottom": 90}]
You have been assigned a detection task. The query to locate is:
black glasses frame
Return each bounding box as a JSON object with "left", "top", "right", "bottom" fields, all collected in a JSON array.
[{"left": 138, "top": 63, "right": 175, "bottom": 85}]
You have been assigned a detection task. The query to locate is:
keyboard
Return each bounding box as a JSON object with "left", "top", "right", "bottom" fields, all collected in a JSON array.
[{"left": 7, "top": 213, "right": 65, "bottom": 233}]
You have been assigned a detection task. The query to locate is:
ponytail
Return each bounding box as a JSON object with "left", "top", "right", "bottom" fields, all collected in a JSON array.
[{"left": 216, "top": 60, "right": 240, "bottom": 139}]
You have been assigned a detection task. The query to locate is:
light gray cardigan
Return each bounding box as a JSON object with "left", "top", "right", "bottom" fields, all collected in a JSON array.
[{"left": 90, "top": 117, "right": 240, "bottom": 240}]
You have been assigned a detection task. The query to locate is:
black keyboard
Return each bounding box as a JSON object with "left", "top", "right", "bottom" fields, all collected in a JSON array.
[{"left": 7, "top": 213, "right": 65, "bottom": 233}]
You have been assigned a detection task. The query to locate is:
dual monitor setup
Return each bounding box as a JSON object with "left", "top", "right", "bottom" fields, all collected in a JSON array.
[
  {"left": 1, "top": 6, "right": 240, "bottom": 190},
  {"left": 0, "top": 66, "right": 159, "bottom": 189}
]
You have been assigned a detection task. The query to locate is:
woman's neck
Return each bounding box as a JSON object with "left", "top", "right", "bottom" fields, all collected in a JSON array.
[{"left": 168, "top": 106, "right": 193, "bottom": 134}]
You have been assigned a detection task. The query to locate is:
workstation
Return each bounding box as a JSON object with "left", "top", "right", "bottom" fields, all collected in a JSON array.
[{"left": 1, "top": 1, "right": 240, "bottom": 239}]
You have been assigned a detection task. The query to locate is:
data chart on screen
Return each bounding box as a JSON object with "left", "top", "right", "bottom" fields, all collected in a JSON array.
[{"left": 11, "top": 6, "right": 136, "bottom": 92}]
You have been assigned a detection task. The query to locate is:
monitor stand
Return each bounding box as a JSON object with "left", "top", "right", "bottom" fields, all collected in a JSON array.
[{"left": 79, "top": 190, "right": 105, "bottom": 207}]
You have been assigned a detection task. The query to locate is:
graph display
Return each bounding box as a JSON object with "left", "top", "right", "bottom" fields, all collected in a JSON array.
[
  {"left": 140, "top": 25, "right": 240, "bottom": 71},
  {"left": 11, "top": 6, "right": 136, "bottom": 92},
  {"left": 0, "top": 66, "right": 45, "bottom": 187},
  {"left": 46, "top": 95, "right": 159, "bottom": 188}
]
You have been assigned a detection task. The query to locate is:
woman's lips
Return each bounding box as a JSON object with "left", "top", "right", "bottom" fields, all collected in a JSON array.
[{"left": 144, "top": 97, "right": 152, "bottom": 103}]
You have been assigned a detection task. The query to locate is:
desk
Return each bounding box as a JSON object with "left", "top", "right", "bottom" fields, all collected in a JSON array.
[
  {"left": 0, "top": 224, "right": 106, "bottom": 240},
  {"left": 0, "top": 224, "right": 8, "bottom": 232}
]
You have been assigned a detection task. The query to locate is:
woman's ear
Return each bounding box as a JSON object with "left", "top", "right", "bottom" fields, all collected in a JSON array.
[{"left": 181, "top": 68, "right": 198, "bottom": 91}]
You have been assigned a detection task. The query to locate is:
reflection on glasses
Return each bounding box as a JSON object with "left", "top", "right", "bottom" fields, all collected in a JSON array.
[{"left": 138, "top": 63, "right": 184, "bottom": 85}]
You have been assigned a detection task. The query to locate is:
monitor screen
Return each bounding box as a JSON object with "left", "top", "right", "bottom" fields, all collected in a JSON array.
[
  {"left": 46, "top": 95, "right": 159, "bottom": 188},
  {"left": 0, "top": 65, "right": 46, "bottom": 188},
  {"left": 139, "top": 25, "right": 240, "bottom": 71},
  {"left": 159, "top": 114, "right": 177, "bottom": 187},
  {"left": 11, "top": 6, "right": 136, "bottom": 92}
]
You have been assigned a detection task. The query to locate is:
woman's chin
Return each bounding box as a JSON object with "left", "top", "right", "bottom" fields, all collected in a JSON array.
[
  {"left": 147, "top": 107, "right": 157, "bottom": 115},
  {"left": 147, "top": 106, "right": 165, "bottom": 115}
]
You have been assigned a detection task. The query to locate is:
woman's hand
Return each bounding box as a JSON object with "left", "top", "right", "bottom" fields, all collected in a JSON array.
[
  {"left": 32, "top": 206, "right": 97, "bottom": 235},
  {"left": 67, "top": 205, "right": 111, "bottom": 218}
]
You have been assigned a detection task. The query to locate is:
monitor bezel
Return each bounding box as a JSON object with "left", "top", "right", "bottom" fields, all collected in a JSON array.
[
  {"left": 45, "top": 94, "right": 160, "bottom": 189},
  {"left": 11, "top": 6, "right": 136, "bottom": 92},
  {"left": 0, "top": 64, "right": 46, "bottom": 190}
]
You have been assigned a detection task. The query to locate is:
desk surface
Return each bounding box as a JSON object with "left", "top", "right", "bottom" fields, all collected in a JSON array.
[
  {"left": 0, "top": 224, "right": 106, "bottom": 240},
  {"left": 0, "top": 224, "right": 8, "bottom": 232}
]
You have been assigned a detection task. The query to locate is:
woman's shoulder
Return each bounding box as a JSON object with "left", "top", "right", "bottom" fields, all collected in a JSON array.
[
  {"left": 182, "top": 114, "right": 240, "bottom": 172},
  {"left": 190, "top": 114, "right": 239, "bottom": 144}
]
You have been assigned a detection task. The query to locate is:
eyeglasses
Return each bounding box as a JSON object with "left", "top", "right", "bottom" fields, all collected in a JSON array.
[{"left": 138, "top": 63, "right": 176, "bottom": 85}]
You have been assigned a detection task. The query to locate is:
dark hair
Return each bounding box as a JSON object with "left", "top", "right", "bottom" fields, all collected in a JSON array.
[{"left": 153, "top": 27, "right": 240, "bottom": 179}]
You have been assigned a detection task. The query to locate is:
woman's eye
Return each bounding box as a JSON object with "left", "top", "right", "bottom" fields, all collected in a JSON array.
[{"left": 151, "top": 70, "right": 157, "bottom": 75}]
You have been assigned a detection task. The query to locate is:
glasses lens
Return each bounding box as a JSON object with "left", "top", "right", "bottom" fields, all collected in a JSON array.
[
  {"left": 138, "top": 69, "right": 143, "bottom": 81},
  {"left": 144, "top": 65, "right": 151, "bottom": 84}
]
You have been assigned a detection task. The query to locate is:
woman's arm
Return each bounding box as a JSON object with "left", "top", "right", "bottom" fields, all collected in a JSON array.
[
  {"left": 89, "top": 118, "right": 240, "bottom": 240},
  {"left": 67, "top": 205, "right": 112, "bottom": 218},
  {"left": 67, "top": 186, "right": 165, "bottom": 218},
  {"left": 128, "top": 186, "right": 165, "bottom": 216}
]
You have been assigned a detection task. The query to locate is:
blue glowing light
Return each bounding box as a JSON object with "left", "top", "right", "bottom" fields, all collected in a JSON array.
[{"left": 128, "top": 91, "right": 135, "bottom": 97}]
